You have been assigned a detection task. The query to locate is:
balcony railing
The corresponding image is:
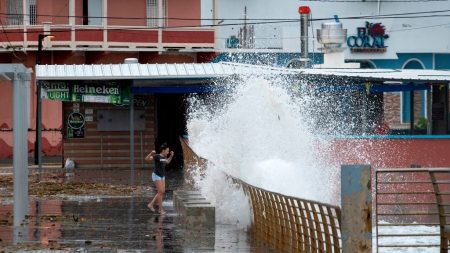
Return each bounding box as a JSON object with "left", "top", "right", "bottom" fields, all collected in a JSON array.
[{"left": 0, "top": 23, "right": 215, "bottom": 51}]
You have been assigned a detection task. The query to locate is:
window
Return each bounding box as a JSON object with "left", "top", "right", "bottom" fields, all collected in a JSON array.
[
  {"left": 5, "top": 0, "right": 37, "bottom": 25},
  {"left": 147, "top": 0, "right": 166, "bottom": 27},
  {"left": 7, "top": 0, "right": 23, "bottom": 25},
  {"left": 83, "top": 0, "right": 103, "bottom": 25},
  {"left": 29, "top": 0, "right": 37, "bottom": 25}
]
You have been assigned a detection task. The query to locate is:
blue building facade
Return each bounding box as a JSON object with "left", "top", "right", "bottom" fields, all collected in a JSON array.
[{"left": 212, "top": 51, "right": 450, "bottom": 133}]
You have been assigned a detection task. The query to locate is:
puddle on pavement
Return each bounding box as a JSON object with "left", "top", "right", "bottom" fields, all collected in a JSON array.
[{"left": 0, "top": 169, "right": 271, "bottom": 252}]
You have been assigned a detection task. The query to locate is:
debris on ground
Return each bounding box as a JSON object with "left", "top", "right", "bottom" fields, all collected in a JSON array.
[{"left": 0, "top": 173, "right": 150, "bottom": 198}]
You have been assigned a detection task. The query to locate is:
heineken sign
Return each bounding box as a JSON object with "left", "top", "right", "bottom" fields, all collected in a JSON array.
[
  {"left": 73, "top": 85, "right": 119, "bottom": 95},
  {"left": 43, "top": 82, "right": 70, "bottom": 100},
  {"left": 67, "top": 112, "right": 85, "bottom": 138},
  {"left": 67, "top": 112, "right": 85, "bottom": 129},
  {"left": 41, "top": 81, "right": 131, "bottom": 105}
]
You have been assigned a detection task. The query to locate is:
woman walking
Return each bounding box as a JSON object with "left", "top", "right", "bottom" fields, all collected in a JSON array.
[{"left": 145, "top": 143, "right": 174, "bottom": 214}]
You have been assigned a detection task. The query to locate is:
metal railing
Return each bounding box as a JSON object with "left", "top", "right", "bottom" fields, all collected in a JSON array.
[
  {"left": 375, "top": 168, "right": 450, "bottom": 252},
  {"left": 240, "top": 180, "right": 342, "bottom": 253},
  {"left": 180, "top": 138, "right": 342, "bottom": 252},
  {"left": 179, "top": 137, "right": 207, "bottom": 189},
  {"left": 181, "top": 133, "right": 450, "bottom": 252},
  {"left": 0, "top": 23, "right": 215, "bottom": 51}
]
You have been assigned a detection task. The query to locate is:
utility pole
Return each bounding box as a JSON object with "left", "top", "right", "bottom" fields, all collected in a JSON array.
[{"left": 34, "top": 34, "right": 54, "bottom": 179}]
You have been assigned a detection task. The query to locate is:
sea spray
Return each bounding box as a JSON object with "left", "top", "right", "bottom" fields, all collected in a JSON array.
[{"left": 187, "top": 75, "right": 339, "bottom": 226}]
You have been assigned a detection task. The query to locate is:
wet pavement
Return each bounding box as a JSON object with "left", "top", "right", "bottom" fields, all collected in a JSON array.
[{"left": 0, "top": 168, "right": 274, "bottom": 252}]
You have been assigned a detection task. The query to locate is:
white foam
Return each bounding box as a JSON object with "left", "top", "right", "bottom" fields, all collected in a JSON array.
[{"left": 187, "top": 76, "right": 339, "bottom": 227}]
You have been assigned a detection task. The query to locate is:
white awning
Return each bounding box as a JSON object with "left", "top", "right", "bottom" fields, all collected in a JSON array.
[
  {"left": 36, "top": 62, "right": 450, "bottom": 83},
  {"left": 36, "top": 62, "right": 297, "bottom": 81},
  {"left": 301, "top": 68, "right": 450, "bottom": 82}
]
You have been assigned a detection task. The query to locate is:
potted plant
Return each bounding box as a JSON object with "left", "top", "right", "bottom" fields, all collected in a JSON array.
[{"left": 414, "top": 117, "right": 428, "bottom": 134}]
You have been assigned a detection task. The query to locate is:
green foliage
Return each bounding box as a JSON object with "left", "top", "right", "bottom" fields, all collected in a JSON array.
[{"left": 415, "top": 117, "right": 427, "bottom": 130}]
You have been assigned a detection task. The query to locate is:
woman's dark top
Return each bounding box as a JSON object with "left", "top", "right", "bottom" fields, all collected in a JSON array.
[{"left": 153, "top": 154, "right": 167, "bottom": 177}]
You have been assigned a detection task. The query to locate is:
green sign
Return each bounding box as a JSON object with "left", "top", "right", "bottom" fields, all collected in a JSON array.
[
  {"left": 67, "top": 112, "right": 85, "bottom": 138},
  {"left": 41, "top": 81, "right": 131, "bottom": 105}
]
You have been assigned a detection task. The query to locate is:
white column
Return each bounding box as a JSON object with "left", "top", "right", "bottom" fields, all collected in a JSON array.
[
  {"left": 69, "top": 0, "right": 75, "bottom": 25},
  {"left": 13, "top": 72, "right": 30, "bottom": 228},
  {"left": 22, "top": 0, "right": 29, "bottom": 24},
  {"left": 69, "top": 0, "right": 76, "bottom": 48},
  {"left": 102, "top": 0, "right": 108, "bottom": 48},
  {"left": 158, "top": 0, "right": 163, "bottom": 50},
  {"left": 23, "top": 72, "right": 30, "bottom": 191},
  {"left": 42, "top": 22, "right": 52, "bottom": 48},
  {"left": 22, "top": 0, "right": 28, "bottom": 48}
]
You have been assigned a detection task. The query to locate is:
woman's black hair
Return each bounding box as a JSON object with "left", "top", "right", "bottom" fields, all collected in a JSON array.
[{"left": 159, "top": 143, "right": 168, "bottom": 153}]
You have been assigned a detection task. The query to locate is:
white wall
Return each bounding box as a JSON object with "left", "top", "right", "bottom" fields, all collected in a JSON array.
[
  {"left": 201, "top": 0, "right": 214, "bottom": 26},
  {"left": 216, "top": 0, "right": 450, "bottom": 59}
]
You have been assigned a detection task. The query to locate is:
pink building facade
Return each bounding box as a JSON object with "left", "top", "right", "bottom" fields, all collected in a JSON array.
[{"left": 0, "top": 0, "right": 216, "bottom": 163}]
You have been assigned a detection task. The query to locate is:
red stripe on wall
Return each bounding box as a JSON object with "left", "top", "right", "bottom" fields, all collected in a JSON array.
[
  {"left": 52, "top": 30, "right": 72, "bottom": 41},
  {"left": 108, "top": 30, "right": 158, "bottom": 43},
  {"left": 162, "top": 31, "right": 214, "bottom": 44},
  {"left": 75, "top": 30, "right": 103, "bottom": 41},
  {"left": 27, "top": 29, "right": 44, "bottom": 41},
  {"left": 1, "top": 29, "right": 24, "bottom": 41}
]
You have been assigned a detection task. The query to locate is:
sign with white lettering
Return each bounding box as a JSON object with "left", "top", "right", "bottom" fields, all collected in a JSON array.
[
  {"left": 41, "top": 81, "right": 131, "bottom": 105},
  {"left": 67, "top": 112, "right": 85, "bottom": 129},
  {"left": 67, "top": 112, "right": 85, "bottom": 138},
  {"left": 85, "top": 115, "right": 93, "bottom": 122}
]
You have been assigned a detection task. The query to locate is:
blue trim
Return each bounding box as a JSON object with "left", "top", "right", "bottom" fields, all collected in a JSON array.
[
  {"left": 402, "top": 91, "right": 411, "bottom": 123},
  {"left": 435, "top": 54, "right": 450, "bottom": 70},
  {"left": 372, "top": 53, "right": 433, "bottom": 69},
  {"left": 317, "top": 84, "right": 428, "bottom": 93},
  {"left": 132, "top": 86, "right": 224, "bottom": 94},
  {"left": 330, "top": 135, "right": 450, "bottom": 139},
  {"left": 134, "top": 83, "right": 430, "bottom": 94},
  {"left": 210, "top": 52, "right": 450, "bottom": 70},
  {"left": 134, "top": 77, "right": 212, "bottom": 81},
  {"left": 212, "top": 52, "right": 324, "bottom": 66}
]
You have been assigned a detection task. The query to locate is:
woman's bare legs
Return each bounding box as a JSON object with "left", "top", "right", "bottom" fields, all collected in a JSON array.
[
  {"left": 159, "top": 179, "right": 166, "bottom": 214},
  {"left": 148, "top": 179, "right": 165, "bottom": 212}
]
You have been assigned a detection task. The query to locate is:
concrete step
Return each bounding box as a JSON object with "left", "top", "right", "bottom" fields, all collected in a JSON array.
[{"left": 173, "top": 190, "right": 215, "bottom": 230}]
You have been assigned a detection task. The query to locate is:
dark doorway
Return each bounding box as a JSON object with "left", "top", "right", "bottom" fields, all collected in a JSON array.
[
  {"left": 432, "top": 84, "right": 449, "bottom": 134},
  {"left": 155, "top": 94, "right": 187, "bottom": 169}
]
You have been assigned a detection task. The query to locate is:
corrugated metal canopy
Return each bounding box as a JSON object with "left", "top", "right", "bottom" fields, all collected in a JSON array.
[
  {"left": 36, "top": 62, "right": 450, "bottom": 83},
  {"left": 301, "top": 68, "right": 450, "bottom": 82},
  {"left": 36, "top": 62, "right": 296, "bottom": 81}
]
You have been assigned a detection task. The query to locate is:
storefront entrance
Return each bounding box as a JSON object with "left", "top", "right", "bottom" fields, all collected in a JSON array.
[
  {"left": 432, "top": 84, "right": 449, "bottom": 134},
  {"left": 155, "top": 94, "right": 188, "bottom": 169}
]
